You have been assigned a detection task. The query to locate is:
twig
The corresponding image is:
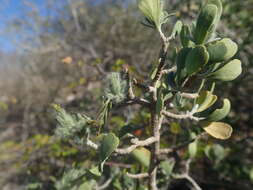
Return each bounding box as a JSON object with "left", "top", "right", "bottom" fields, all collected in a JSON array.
[
  {"left": 116, "top": 97, "right": 151, "bottom": 108},
  {"left": 126, "top": 172, "right": 149, "bottom": 179},
  {"left": 180, "top": 93, "right": 199, "bottom": 99},
  {"left": 116, "top": 136, "right": 158, "bottom": 154},
  {"left": 161, "top": 66, "right": 177, "bottom": 75},
  {"left": 162, "top": 110, "right": 203, "bottom": 121},
  {"left": 96, "top": 177, "right": 113, "bottom": 190},
  {"left": 174, "top": 174, "right": 202, "bottom": 190}
]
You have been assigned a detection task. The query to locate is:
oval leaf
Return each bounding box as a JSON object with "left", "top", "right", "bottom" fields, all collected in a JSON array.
[
  {"left": 138, "top": 0, "right": 163, "bottom": 28},
  {"left": 203, "top": 122, "right": 233, "bottom": 140},
  {"left": 196, "top": 91, "right": 217, "bottom": 112},
  {"left": 185, "top": 45, "right": 209, "bottom": 75},
  {"left": 194, "top": 4, "right": 218, "bottom": 44},
  {"left": 130, "top": 147, "right": 151, "bottom": 168},
  {"left": 208, "top": 59, "right": 242, "bottom": 81},
  {"left": 206, "top": 38, "right": 238, "bottom": 62},
  {"left": 99, "top": 133, "right": 119, "bottom": 172},
  {"left": 206, "top": 99, "right": 231, "bottom": 121}
]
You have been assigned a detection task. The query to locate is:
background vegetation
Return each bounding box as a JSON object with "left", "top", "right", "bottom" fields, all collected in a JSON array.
[{"left": 0, "top": 0, "right": 252, "bottom": 189}]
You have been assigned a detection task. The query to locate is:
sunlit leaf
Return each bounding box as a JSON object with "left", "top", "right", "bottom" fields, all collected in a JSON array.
[
  {"left": 207, "top": 59, "right": 242, "bottom": 81},
  {"left": 203, "top": 122, "right": 233, "bottom": 140},
  {"left": 196, "top": 91, "right": 217, "bottom": 112},
  {"left": 138, "top": 0, "right": 163, "bottom": 28},
  {"left": 206, "top": 98, "right": 231, "bottom": 121}
]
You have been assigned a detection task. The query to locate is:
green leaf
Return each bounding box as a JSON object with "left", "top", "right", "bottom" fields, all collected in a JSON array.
[
  {"left": 196, "top": 91, "right": 217, "bottom": 112},
  {"left": 138, "top": 0, "right": 163, "bottom": 28},
  {"left": 207, "top": 0, "right": 223, "bottom": 29},
  {"left": 203, "top": 122, "right": 233, "bottom": 140},
  {"left": 206, "top": 99, "right": 231, "bottom": 121},
  {"left": 206, "top": 38, "right": 238, "bottom": 62},
  {"left": 130, "top": 147, "right": 151, "bottom": 168},
  {"left": 250, "top": 168, "right": 253, "bottom": 182},
  {"left": 188, "top": 140, "right": 198, "bottom": 158},
  {"left": 88, "top": 166, "right": 101, "bottom": 177},
  {"left": 160, "top": 159, "right": 175, "bottom": 176},
  {"left": 171, "top": 20, "right": 183, "bottom": 39},
  {"left": 180, "top": 24, "right": 195, "bottom": 48},
  {"left": 207, "top": 59, "right": 242, "bottom": 81},
  {"left": 99, "top": 133, "right": 119, "bottom": 172},
  {"left": 176, "top": 47, "right": 192, "bottom": 85},
  {"left": 170, "top": 122, "right": 181, "bottom": 134},
  {"left": 194, "top": 4, "right": 218, "bottom": 44},
  {"left": 185, "top": 45, "right": 209, "bottom": 75}
]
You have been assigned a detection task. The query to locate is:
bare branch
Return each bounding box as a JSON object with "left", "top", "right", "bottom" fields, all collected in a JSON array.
[
  {"left": 180, "top": 93, "right": 199, "bottom": 99},
  {"left": 116, "top": 137, "right": 158, "bottom": 154},
  {"left": 126, "top": 172, "right": 149, "bottom": 179},
  {"left": 162, "top": 110, "right": 202, "bottom": 121},
  {"left": 174, "top": 173, "right": 202, "bottom": 190},
  {"left": 116, "top": 97, "right": 151, "bottom": 108},
  {"left": 161, "top": 66, "right": 177, "bottom": 75}
]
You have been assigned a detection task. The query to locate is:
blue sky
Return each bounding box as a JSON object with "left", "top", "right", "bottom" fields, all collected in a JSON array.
[{"left": 0, "top": 0, "right": 46, "bottom": 52}]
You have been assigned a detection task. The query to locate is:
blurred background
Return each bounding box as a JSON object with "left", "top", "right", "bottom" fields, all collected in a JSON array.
[{"left": 0, "top": 0, "right": 252, "bottom": 189}]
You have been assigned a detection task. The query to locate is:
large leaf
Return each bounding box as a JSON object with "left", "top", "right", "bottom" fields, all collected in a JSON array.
[
  {"left": 207, "top": 0, "right": 223, "bottom": 28},
  {"left": 203, "top": 122, "right": 233, "bottom": 140},
  {"left": 194, "top": 4, "right": 218, "bottom": 44},
  {"left": 185, "top": 45, "right": 209, "bottom": 75},
  {"left": 99, "top": 133, "right": 119, "bottom": 172},
  {"left": 138, "top": 0, "right": 163, "bottom": 28},
  {"left": 206, "top": 38, "right": 238, "bottom": 62},
  {"left": 208, "top": 59, "right": 242, "bottom": 81},
  {"left": 206, "top": 99, "right": 231, "bottom": 121},
  {"left": 130, "top": 147, "right": 151, "bottom": 168},
  {"left": 196, "top": 91, "right": 217, "bottom": 112},
  {"left": 176, "top": 47, "right": 192, "bottom": 85}
]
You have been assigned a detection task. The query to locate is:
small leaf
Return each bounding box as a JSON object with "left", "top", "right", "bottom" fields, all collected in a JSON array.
[
  {"left": 208, "top": 59, "right": 242, "bottom": 81},
  {"left": 188, "top": 140, "right": 198, "bottom": 158},
  {"left": 206, "top": 99, "right": 231, "bottom": 121},
  {"left": 160, "top": 159, "right": 175, "bottom": 176},
  {"left": 170, "top": 122, "right": 181, "bottom": 134},
  {"left": 203, "top": 122, "right": 233, "bottom": 140},
  {"left": 88, "top": 166, "right": 101, "bottom": 177},
  {"left": 99, "top": 133, "right": 119, "bottom": 172},
  {"left": 206, "top": 38, "right": 238, "bottom": 62},
  {"left": 194, "top": 4, "right": 218, "bottom": 44},
  {"left": 138, "top": 0, "right": 163, "bottom": 28},
  {"left": 196, "top": 91, "right": 217, "bottom": 112},
  {"left": 130, "top": 147, "right": 151, "bottom": 168},
  {"left": 185, "top": 45, "right": 209, "bottom": 75},
  {"left": 171, "top": 20, "right": 183, "bottom": 39}
]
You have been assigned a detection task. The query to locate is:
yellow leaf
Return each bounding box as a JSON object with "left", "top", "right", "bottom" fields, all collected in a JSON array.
[{"left": 203, "top": 122, "right": 232, "bottom": 140}]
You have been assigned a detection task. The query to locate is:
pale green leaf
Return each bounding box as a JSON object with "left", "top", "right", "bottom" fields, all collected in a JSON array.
[
  {"left": 206, "top": 98, "right": 231, "bottom": 121},
  {"left": 208, "top": 59, "right": 242, "bottom": 81}
]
